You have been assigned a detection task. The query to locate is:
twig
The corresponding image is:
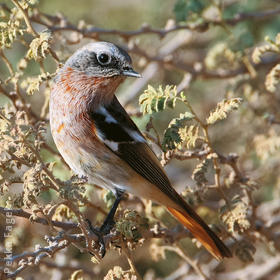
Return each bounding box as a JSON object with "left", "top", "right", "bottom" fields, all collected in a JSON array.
[
  {"left": 162, "top": 244, "right": 210, "bottom": 280},
  {"left": 0, "top": 50, "right": 15, "bottom": 76},
  {"left": 0, "top": 206, "right": 192, "bottom": 241},
  {"left": 121, "top": 30, "right": 193, "bottom": 106},
  {"left": 163, "top": 263, "right": 190, "bottom": 280},
  {"left": 4, "top": 233, "right": 70, "bottom": 279},
  {"left": 123, "top": 246, "right": 143, "bottom": 280},
  {"left": 161, "top": 148, "right": 211, "bottom": 166},
  {"left": 216, "top": 255, "right": 280, "bottom": 280},
  {"left": 178, "top": 97, "right": 229, "bottom": 203},
  {"left": 79, "top": 196, "right": 108, "bottom": 216},
  {"left": 226, "top": 8, "right": 280, "bottom": 25},
  {"left": 0, "top": 83, "right": 19, "bottom": 110},
  {"left": 0, "top": 207, "right": 78, "bottom": 230},
  {"left": 11, "top": 0, "right": 38, "bottom": 37},
  {"left": 24, "top": 141, "right": 62, "bottom": 191},
  {"left": 41, "top": 142, "right": 68, "bottom": 166},
  {"left": 30, "top": 8, "right": 280, "bottom": 39},
  {"left": 218, "top": 153, "right": 248, "bottom": 183}
]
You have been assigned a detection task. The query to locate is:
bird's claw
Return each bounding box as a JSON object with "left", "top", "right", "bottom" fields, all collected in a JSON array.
[{"left": 85, "top": 218, "right": 114, "bottom": 258}]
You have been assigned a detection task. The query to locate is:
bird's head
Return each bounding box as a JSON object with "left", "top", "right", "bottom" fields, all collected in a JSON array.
[
  {"left": 55, "top": 42, "right": 141, "bottom": 105},
  {"left": 65, "top": 41, "right": 141, "bottom": 78}
]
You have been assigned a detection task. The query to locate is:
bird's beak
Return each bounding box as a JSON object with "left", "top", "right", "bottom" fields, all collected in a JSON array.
[{"left": 122, "top": 67, "right": 142, "bottom": 78}]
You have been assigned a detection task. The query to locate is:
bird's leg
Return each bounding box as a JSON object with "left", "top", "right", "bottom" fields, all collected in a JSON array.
[
  {"left": 100, "top": 189, "right": 124, "bottom": 234},
  {"left": 86, "top": 189, "right": 124, "bottom": 257}
]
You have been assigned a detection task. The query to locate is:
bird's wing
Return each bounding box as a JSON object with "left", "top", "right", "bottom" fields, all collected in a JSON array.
[{"left": 90, "top": 96, "right": 176, "bottom": 197}]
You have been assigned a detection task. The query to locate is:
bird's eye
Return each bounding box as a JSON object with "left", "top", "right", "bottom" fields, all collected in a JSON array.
[{"left": 97, "top": 53, "right": 111, "bottom": 65}]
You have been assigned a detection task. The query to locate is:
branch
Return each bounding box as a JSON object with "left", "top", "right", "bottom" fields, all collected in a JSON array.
[
  {"left": 217, "top": 255, "right": 280, "bottom": 280},
  {"left": 226, "top": 8, "right": 280, "bottom": 25},
  {"left": 11, "top": 0, "right": 38, "bottom": 37},
  {"left": 0, "top": 207, "right": 78, "bottom": 230},
  {"left": 218, "top": 153, "right": 248, "bottom": 183},
  {"left": 30, "top": 8, "right": 280, "bottom": 39},
  {"left": 0, "top": 207, "right": 192, "bottom": 241},
  {"left": 3, "top": 234, "right": 70, "bottom": 279},
  {"left": 162, "top": 244, "right": 210, "bottom": 280},
  {"left": 121, "top": 30, "right": 193, "bottom": 105},
  {"left": 161, "top": 148, "right": 210, "bottom": 166},
  {"left": 154, "top": 49, "right": 280, "bottom": 80},
  {"left": 0, "top": 207, "right": 196, "bottom": 279}
]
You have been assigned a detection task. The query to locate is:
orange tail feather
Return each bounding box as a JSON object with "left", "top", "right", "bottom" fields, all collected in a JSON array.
[{"left": 167, "top": 206, "right": 232, "bottom": 260}]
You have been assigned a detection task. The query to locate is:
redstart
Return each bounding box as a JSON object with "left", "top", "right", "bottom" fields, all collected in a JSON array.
[{"left": 50, "top": 42, "right": 232, "bottom": 260}]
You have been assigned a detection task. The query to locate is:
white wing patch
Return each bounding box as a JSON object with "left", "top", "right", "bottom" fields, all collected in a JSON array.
[
  {"left": 98, "top": 107, "right": 117, "bottom": 123},
  {"left": 104, "top": 140, "right": 119, "bottom": 151},
  {"left": 94, "top": 105, "right": 147, "bottom": 151},
  {"left": 126, "top": 129, "right": 146, "bottom": 143}
]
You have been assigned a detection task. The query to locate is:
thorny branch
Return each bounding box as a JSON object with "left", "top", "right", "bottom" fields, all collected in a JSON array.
[
  {"left": 2, "top": 233, "right": 70, "bottom": 279},
  {"left": 0, "top": 206, "right": 78, "bottom": 230},
  {"left": 0, "top": 204, "right": 198, "bottom": 279}
]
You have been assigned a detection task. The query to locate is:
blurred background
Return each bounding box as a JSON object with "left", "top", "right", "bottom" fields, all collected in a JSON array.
[{"left": 1, "top": 0, "right": 280, "bottom": 279}]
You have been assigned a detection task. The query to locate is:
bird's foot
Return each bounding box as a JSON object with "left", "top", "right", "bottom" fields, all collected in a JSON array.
[
  {"left": 86, "top": 218, "right": 115, "bottom": 258},
  {"left": 85, "top": 190, "right": 124, "bottom": 257}
]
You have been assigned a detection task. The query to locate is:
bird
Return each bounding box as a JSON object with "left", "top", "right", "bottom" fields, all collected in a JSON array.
[{"left": 50, "top": 41, "right": 232, "bottom": 260}]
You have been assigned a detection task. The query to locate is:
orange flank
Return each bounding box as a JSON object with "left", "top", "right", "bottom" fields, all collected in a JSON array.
[
  {"left": 167, "top": 207, "right": 232, "bottom": 260},
  {"left": 57, "top": 123, "right": 64, "bottom": 133},
  {"left": 91, "top": 123, "right": 97, "bottom": 136}
]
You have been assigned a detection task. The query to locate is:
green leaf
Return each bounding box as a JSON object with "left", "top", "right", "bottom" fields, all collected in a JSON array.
[
  {"left": 162, "top": 112, "right": 195, "bottom": 151},
  {"left": 192, "top": 158, "right": 210, "bottom": 186},
  {"left": 173, "top": 0, "right": 189, "bottom": 22},
  {"left": 173, "top": 0, "right": 205, "bottom": 22}
]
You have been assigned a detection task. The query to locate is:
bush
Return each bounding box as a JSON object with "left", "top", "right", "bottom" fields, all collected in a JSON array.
[{"left": 1, "top": 0, "right": 280, "bottom": 279}]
